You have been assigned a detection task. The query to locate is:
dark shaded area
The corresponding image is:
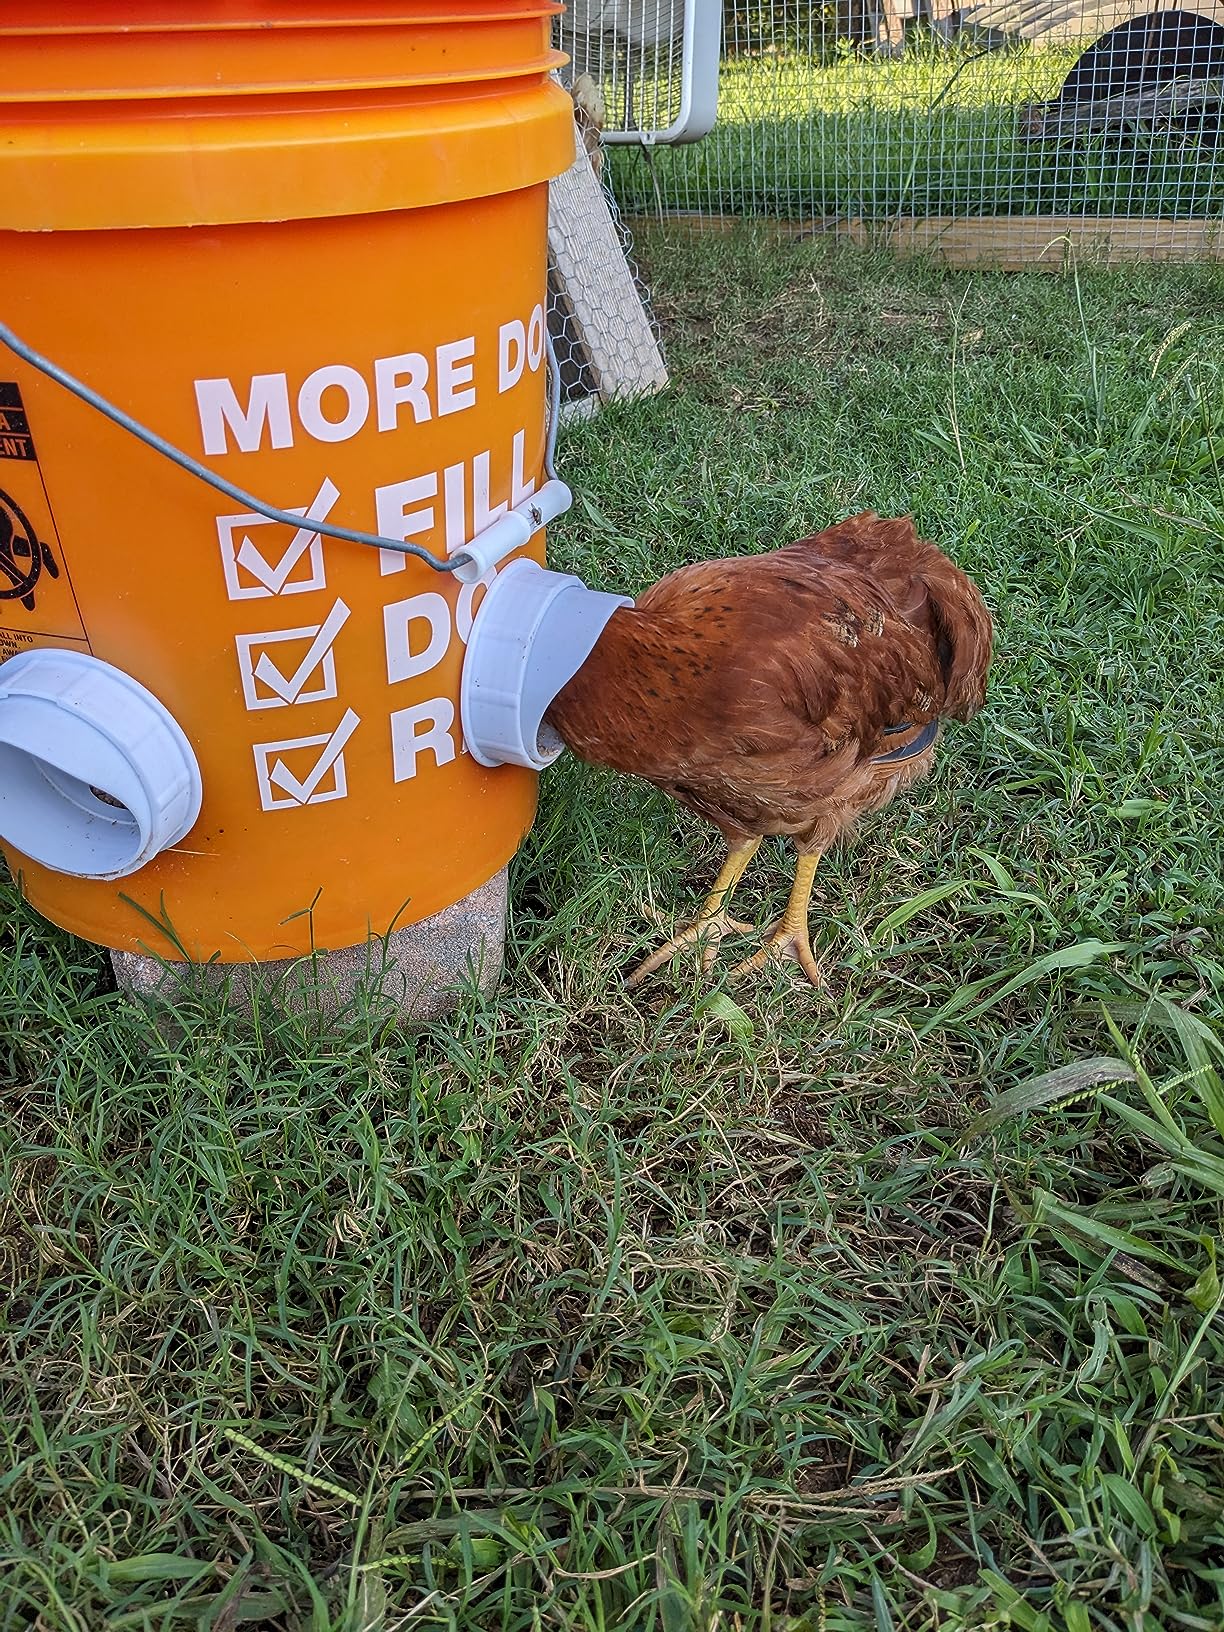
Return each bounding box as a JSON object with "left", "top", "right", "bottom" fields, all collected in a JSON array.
[{"left": 1058, "top": 8, "right": 1224, "bottom": 98}]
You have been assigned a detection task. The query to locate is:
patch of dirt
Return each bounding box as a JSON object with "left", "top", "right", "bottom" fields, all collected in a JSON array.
[
  {"left": 770, "top": 1085, "right": 832, "bottom": 1148},
  {"left": 929, "top": 1531, "right": 988, "bottom": 1590},
  {"left": 792, "top": 1451, "right": 860, "bottom": 1494}
]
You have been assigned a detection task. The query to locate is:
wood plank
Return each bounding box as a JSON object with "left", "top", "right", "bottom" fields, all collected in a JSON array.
[
  {"left": 958, "top": 0, "right": 1224, "bottom": 45},
  {"left": 627, "top": 213, "right": 823, "bottom": 238},
  {"left": 846, "top": 214, "right": 1224, "bottom": 267},
  {"left": 548, "top": 119, "right": 669, "bottom": 404},
  {"left": 626, "top": 212, "right": 1224, "bottom": 268},
  {"left": 1022, "top": 75, "right": 1223, "bottom": 139}
]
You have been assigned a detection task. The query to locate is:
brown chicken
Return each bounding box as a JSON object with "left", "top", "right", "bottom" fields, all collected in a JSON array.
[{"left": 546, "top": 511, "right": 993, "bottom": 988}]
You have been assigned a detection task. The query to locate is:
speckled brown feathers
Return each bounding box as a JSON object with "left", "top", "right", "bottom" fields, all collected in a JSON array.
[{"left": 546, "top": 512, "right": 992, "bottom": 855}]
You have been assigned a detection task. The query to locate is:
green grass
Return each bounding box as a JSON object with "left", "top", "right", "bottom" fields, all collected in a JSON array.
[
  {"left": 610, "top": 43, "right": 1224, "bottom": 219},
  {"left": 4, "top": 232, "right": 1224, "bottom": 1628}
]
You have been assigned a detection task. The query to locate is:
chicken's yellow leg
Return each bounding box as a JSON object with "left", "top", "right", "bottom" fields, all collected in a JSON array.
[
  {"left": 730, "top": 851, "right": 822, "bottom": 988},
  {"left": 626, "top": 837, "right": 762, "bottom": 988}
]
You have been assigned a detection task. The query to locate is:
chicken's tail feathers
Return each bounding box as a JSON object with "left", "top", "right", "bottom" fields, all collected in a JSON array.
[{"left": 926, "top": 560, "right": 993, "bottom": 721}]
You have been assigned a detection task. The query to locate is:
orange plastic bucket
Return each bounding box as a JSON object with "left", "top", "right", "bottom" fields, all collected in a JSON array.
[{"left": 0, "top": 3, "right": 574, "bottom": 962}]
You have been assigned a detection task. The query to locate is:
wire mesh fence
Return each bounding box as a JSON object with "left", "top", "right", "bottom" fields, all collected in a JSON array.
[
  {"left": 598, "top": 0, "right": 1224, "bottom": 255},
  {"left": 546, "top": 86, "right": 669, "bottom": 414},
  {"left": 556, "top": 1, "right": 689, "bottom": 139}
]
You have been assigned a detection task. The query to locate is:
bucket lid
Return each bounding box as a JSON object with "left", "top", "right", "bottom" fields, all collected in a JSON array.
[{"left": 0, "top": 3, "right": 573, "bottom": 229}]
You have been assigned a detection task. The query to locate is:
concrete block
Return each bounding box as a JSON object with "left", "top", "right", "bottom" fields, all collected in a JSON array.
[{"left": 110, "top": 866, "right": 508, "bottom": 1026}]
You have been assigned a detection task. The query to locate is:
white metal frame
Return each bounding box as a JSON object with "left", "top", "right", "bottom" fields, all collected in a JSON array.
[{"left": 558, "top": 0, "right": 722, "bottom": 146}]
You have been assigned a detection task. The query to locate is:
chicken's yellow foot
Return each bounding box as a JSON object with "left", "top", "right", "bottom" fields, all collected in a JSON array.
[
  {"left": 730, "top": 852, "right": 823, "bottom": 988},
  {"left": 625, "top": 837, "right": 761, "bottom": 989}
]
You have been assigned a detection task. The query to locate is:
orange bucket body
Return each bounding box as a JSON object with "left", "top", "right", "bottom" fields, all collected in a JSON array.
[{"left": 0, "top": 3, "right": 574, "bottom": 962}]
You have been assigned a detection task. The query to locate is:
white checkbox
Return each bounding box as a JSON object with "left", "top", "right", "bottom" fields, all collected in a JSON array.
[
  {"left": 217, "top": 477, "right": 339, "bottom": 600},
  {"left": 235, "top": 599, "right": 351, "bottom": 711},
  {"left": 252, "top": 709, "right": 360, "bottom": 811}
]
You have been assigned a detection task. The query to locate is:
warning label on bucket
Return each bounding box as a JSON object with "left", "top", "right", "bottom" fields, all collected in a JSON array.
[
  {"left": 0, "top": 627, "right": 92, "bottom": 665},
  {"left": 0, "top": 384, "right": 37, "bottom": 462},
  {"left": 0, "top": 382, "right": 90, "bottom": 648}
]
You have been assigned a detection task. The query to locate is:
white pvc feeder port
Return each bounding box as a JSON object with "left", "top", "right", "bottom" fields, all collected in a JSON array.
[
  {"left": 461, "top": 557, "right": 631, "bottom": 770},
  {"left": 0, "top": 648, "right": 203, "bottom": 880}
]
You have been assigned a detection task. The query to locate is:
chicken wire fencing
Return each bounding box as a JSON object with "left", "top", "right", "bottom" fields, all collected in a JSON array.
[
  {"left": 547, "top": 163, "right": 666, "bottom": 415},
  {"left": 546, "top": 64, "right": 670, "bottom": 415},
  {"left": 592, "top": 0, "right": 1224, "bottom": 258}
]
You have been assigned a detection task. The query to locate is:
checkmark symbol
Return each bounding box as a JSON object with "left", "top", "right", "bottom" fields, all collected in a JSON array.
[
  {"left": 256, "top": 709, "right": 361, "bottom": 809},
  {"left": 219, "top": 477, "right": 340, "bottom": 600},
  {"left": 235, "top": 599, "right": 350, "bottom": 712},
  {"left": 251, "top": 599, "right": 350, "bottom": 705}
]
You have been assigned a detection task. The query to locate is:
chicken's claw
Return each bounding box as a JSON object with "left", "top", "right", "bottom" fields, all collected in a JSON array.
[
  {"left": 625, "top": 910, "right": 755, "bottom": 989},
  {"left": 729, "top": 922, "right": 823, "bottom": 988}
]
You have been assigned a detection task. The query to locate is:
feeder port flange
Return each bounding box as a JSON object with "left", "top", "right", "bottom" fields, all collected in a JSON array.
[
  {"left": 0, "top": 648, "right": 203, "bottom": 881},
  {"left": 461, "top": 557, "right": 632, "bottom": 771}
]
